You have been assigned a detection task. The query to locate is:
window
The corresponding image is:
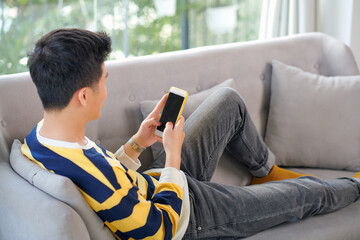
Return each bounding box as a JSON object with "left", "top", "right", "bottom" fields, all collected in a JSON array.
[{"left": 0, "top": 0, "right": 263, "bottom": 75}]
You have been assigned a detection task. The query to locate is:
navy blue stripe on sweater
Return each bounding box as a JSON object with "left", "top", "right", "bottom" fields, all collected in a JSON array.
[
  {"left": 83, "top": 147, "right": 121, "bottom": 189},
  {"left": 96, "top": 186, "right": 140, "bottom": 222},
  {"left": 153, "top": 191, "right": 182, "bottom": 216},
  {"left": 123, "top": 202, "right": 165, "bottom": 239},
  {"left": 26, "top": 126, "right": 114, "bottom": 204}
]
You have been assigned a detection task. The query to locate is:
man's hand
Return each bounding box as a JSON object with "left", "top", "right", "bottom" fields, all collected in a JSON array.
[
  {"left": 132, "top": 94, "right": 167, "bottom": 148},
  {"left": 163, "top": 116, "right": 185, "bottom": 170}
]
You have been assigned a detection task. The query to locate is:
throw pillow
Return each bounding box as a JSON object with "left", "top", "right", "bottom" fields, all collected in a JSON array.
[
  {"left": 265, "top": 60, "right": 360, "bottom": 171},
  {"left": 140, "top": 79, "right": 236, "bottom": 159},
  {"left": 9, "top": 140, "right": 115, "bottom": 240}
]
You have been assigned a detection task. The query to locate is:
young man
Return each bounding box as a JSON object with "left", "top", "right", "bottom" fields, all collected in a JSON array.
[{"left": 22, "top": 28, "right": 360, "bottom": 240}]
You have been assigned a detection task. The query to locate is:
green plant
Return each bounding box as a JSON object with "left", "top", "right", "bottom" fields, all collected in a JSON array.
[
  {"left": 0, "top": 0, "right": 262, "bottom": 75},
  {"left": 212, "top": 0, "right": 235, "bottom": 7}
]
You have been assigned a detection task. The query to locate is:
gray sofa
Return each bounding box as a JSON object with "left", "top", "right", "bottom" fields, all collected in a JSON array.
[{"left": 1, "top": 32, "right": 360, "bottom": 240}]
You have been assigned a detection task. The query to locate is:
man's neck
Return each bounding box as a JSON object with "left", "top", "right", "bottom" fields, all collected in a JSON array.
[{"left": 40, "top": 109, "right": 88, "bottom": 146}]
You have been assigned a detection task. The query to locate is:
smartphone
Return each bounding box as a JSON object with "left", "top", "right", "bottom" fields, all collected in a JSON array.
[{"left": 155, "top": 87, "right": 188, "bottom": 138}]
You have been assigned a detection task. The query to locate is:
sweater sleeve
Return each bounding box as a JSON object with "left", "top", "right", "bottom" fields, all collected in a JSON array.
[
  {"left": 84, "top": 164, "right": 183, "bottom": 240},
  {"left": 114, "top": 145, "right": 141, "bottom": 170},
  {"left": 159, "top": 167, "right": 185, "bottom": 189}
]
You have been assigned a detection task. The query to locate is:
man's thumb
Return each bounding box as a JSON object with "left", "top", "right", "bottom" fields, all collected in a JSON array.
[{"left": 165, "top": 122, "right": 173, "bottom": 130}]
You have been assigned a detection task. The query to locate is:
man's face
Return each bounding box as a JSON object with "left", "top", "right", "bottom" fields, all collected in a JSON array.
[{"left": 88, "top": 63, "right": 108, "bottom": 120}]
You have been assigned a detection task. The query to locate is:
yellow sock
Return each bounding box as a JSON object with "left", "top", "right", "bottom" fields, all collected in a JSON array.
[
  {"left": 353, "top": 172, "right": 360, "bottom": 178},
  {"left": 251, "top": 165, "right": 311, "bottom": 185}
]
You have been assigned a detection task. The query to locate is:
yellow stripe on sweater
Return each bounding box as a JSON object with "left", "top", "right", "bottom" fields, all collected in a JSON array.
[{"left": 45, "top": 144, "right": 116, "bottom": 192}]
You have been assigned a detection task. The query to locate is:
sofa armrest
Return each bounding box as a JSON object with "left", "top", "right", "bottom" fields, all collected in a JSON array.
[{"left": 0, "top": 161, "right": 90, "bottom": 240}]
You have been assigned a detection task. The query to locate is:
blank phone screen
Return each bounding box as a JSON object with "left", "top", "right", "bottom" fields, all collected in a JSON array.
[{"left": 157, "top": 92, "right": 185, "bottom": 132}]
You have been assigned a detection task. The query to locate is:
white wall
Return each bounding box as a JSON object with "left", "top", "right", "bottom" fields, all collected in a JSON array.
[
  {"left": 317, "top": 0, "right": 353, "bottom": 45},
  {"left": 350, "top": 0, "right": 360, "bottom": 67},
  {"left": 317, "top": 0, "right": 360, "bottom": 69}
]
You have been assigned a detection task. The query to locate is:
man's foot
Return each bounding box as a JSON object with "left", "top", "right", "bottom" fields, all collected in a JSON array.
[
  {"left": 353, "top": 172, "right": 360, "bottom": 178},
  {"left": 251, "top": 164, "right": 311, "bottom": 185}
]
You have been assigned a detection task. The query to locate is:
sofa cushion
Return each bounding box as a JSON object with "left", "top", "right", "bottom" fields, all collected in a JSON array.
[
  {"left": 265, "top": 60, "right": 360, "bottom": 171},
  {"left": 9, "top": 140, "right": 115, "bottom": 240},
  {"left": 140, "top": 78, "right": 235, "bottom": 159}
]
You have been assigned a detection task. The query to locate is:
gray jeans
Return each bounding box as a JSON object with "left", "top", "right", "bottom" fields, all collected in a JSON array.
[{"left": 150, "top": 88, "right": 360, "bottom": 239}]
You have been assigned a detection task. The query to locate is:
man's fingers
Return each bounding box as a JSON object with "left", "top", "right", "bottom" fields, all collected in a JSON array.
[
  {"left": 155, "top": 136, "right": 163, "bottom": 143},
  {"left": 165, "top": 121, "right": 173, "bottom": 130},
  {"left": 148, "top": 94, "right": 167, "bottom": 118},
  {"left": 142, "top": 117, "right": 161, "bottom": 127},
  {"left": 175, "top": 116, "right": 185, "bottom": 129}
]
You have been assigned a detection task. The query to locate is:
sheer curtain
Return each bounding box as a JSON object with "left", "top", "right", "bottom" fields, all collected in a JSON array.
[
  {"left": 259, "top": 0, "right": 317, "bottom": 39},
  {"left": 350, "top": 0, "right": 360, "bottom": 66}
]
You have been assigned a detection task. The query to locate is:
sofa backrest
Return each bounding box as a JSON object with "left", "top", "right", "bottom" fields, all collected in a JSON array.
[{"left": 0, "top": 32, "right": 358, "bottom": 169}]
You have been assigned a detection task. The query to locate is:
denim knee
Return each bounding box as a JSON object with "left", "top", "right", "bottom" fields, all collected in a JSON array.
[{"left": 213, "top": 87, "right": 247, "bottom": 116}]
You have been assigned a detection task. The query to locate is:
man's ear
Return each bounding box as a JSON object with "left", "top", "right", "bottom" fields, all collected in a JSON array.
[{"left": 77, "top": 87, "right": 88, "bottom": 107}]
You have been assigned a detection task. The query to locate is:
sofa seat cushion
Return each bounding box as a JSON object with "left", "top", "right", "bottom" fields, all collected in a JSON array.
[{"left": 285, "top": 167, "right": 356, "bottom": 180}]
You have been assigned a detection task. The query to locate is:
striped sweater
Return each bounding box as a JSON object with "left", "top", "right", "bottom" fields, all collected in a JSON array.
[{"left": 21, "top": 121, "right": 189, "bottom": 240}]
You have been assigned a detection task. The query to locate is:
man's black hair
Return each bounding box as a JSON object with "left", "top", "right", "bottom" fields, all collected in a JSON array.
[{"left": 27, "top": 28, "right": 112, "bottom": 110}]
